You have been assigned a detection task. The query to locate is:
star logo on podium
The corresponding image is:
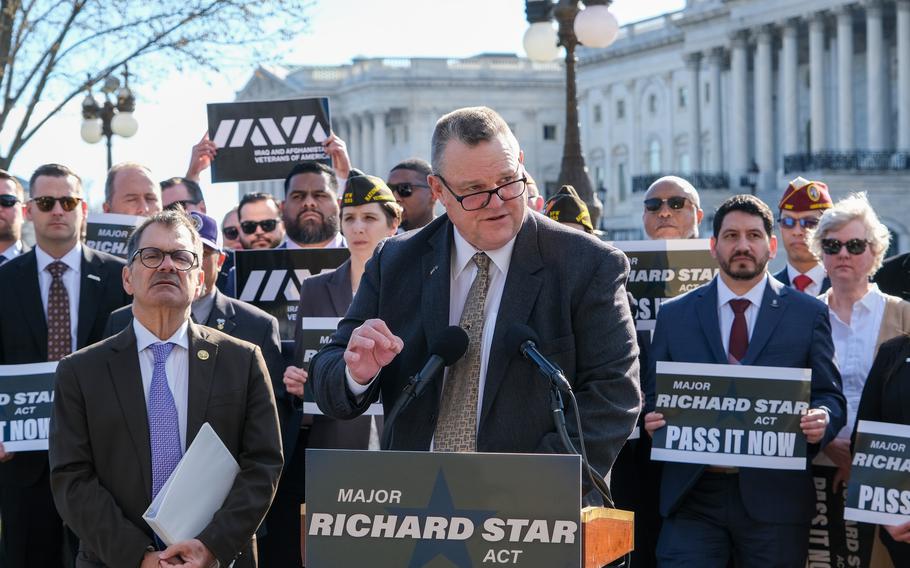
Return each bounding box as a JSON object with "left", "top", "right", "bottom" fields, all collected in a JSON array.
[{"left": 387, "top": 470, "right": 497, "bottom": 568}]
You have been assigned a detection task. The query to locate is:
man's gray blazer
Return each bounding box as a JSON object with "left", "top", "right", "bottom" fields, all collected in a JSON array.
[{"left": 310, "top": 211, "right": 642, "bottom": 495}]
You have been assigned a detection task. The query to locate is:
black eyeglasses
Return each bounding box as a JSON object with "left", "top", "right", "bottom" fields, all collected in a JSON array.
[
  {"left": 387, "top": 182, "right": 429, "bottom": 198},
  {"left": 29, "top": 196, "right": 82, "bottom": 212},
  {"left": 0, "top": 195, "right": 19, "bottom": 208},
  {"left": 222, "top": 226, "right": 240, "bottom": 240},
  {"left": 130, "top": 247, "right": 198, "bottom": 271},
  {"left": 643, "top": 196, "right": 689, "bottom": 212},
  {"left": 779, "top": 216, "right": 820, "bottom": 230},
  {"left": 434, "top": 171, "right": 527, "bottom": 211},
  {"left": 240, "top": 219, "right": 280, "bottom": 235},
  {"left": 164, "top": 200, "right": 200, "bottom": 212},
  {"left": 821, "top": 238, "right": 870, "bottom": 256}
]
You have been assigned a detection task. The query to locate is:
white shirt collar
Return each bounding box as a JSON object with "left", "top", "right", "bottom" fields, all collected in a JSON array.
[
  {"left": 132, "top": 317, "right": 190, "bottom": 352},
  {"left": 0, "top": 240, "right": 23, "bottom": 259},
  {"left": 35, "top": 242, "right": 82, "bottom": 274},
  {"left": 451, "top": 226, "right": 517, "bottom": 280},
  {"left": 820, "top": 283, "right": 886, "bottom": 313},
  {"left": 787, "top": 262, "right": 826, "bottom": 286},
  {"left": 716, "top": 273, "right": 768, "bottom": 309},
  {"left": 282, "top": 233, "right": 347, "bottom": 249}
]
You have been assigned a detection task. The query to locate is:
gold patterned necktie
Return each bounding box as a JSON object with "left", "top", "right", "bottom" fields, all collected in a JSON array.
[
  {"left": 435, "top": 252, "right": 492, "bottom": 452},
  {"left": 46, "top": 260, "right": 72, "bottom": 361}
]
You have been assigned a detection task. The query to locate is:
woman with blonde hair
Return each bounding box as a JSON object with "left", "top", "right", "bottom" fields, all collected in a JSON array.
[{"left": 808, "top": 192, "right": 910, "bottom": 488}]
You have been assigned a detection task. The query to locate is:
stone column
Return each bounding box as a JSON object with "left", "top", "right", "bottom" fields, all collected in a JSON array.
[
  {"left": 359, "top": 112, "right": 373, "bottom": 173},
  {"left": 898, "top": 0, "right": 910, "bottom": 149},
  {"left": 866, "top": 0, "right": 886, "bottom": 150},
  {"left": 708, "top": 48, "right": 724, "bottom": 173},
  {"left": 836, "top": 7, "right": 855, "bottom": 150},
  {"left": 781, "top": 19, "right": 799, "bottom": 156},
  {"left": 350, "top": 116, "right": 363, "bottom": 168},
  {"left": 755, "top": 25, "right": 775, "bottom": 191},
  {"left": 371, "top": 111, "right": 386, "bottom": 174},
  {"left": 809, "top": 13, "right": 827, "bottom": 153},
  {"left": 730, "top": 31, "right": 750, "bottom": 179},
  {"left": 685, "top": 52, "right": 703, "bottom": 172}
]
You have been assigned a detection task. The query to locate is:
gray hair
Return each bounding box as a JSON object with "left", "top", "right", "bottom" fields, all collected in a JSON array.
[
  {"left": 126, "top": 209, "right": 203, "bottom": 267},
  {"left": 105, "top": 162, "right": 156, "bottom": 205},
  {"left": 430, "top": 106, "right": 518, "bottom": 174},
  {"left": 645, "top": 175, "right": 702, "bottom": 208},
  {"left": 809, "top": 192, "right": 891, "bottom": 273}
]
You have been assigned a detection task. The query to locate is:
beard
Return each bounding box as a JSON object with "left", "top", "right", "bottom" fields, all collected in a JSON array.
[
  {"left": 286, "top": 211, "right": 340, "bottom": 245},
  {"left": 718, "top": 249, "right": 769, "bottom": 281}
]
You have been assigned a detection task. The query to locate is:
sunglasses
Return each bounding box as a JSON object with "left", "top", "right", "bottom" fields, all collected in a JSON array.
[
  {"left": 644, "top": 196, "right": 689, "bottom": 212},
  {"left": 779, "top": 216, "right": 820, "bottom": 230},
  {"left": 240, "top": 219, "right": 280, "bottom": 235},
  {"left": 0, "top": 195, "right": 19, "bottom": 208},
  {"left": 222, "top": 226, "right": 240, "bottom": 240},
  {"left": 821, "top": 238, "right": 870, "bottom": 256},
  {"left": 387, "top": 182, "right": 429, "bottom": 198},
  {"left": 29, "top": 196, "right": 82, "bottom": 212}
]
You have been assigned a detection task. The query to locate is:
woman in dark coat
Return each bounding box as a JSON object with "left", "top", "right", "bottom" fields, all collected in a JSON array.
[{"left": 854, "top": 334, "right": 910, "bottom": 564}]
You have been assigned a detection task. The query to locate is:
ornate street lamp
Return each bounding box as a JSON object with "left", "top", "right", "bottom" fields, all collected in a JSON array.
[
  {"left": 524, "top": 0, "right": 619, "bottom": 228},
  {"left": 81, "top": 67, "right": 139, "bottom": 171}
]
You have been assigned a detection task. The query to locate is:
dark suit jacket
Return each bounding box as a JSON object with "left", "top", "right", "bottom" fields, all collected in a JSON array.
[
  {"left": 292, "top": 260, "right": 372, "bottom": 452},
  {"left": 0, "top": 245, "right": 130, "bottom": 487},
  {"left": 310, "top": 212, "right": 642, "bottom": 497},
  {"left": 102, "top": 290, "right": 295, "bottom": 456},
  {"left": 49, "top": 323, "right": 283, "bottom": 568},
  {"left": 874, "top": 252, "right": 910, "bottom": 301},
  {"left": 643, "top": 276, "right": 846, "bottom": 524},
  {"left": 772, "top": 266, "right": 831, "bottom": 294},
  {"left": 855, "top": 334, "right": 910, "bottom": 430}
]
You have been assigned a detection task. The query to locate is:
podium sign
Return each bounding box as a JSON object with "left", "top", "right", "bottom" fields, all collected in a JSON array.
[{"left": 305, "top": 449, "right": 582, "bottom": 567}]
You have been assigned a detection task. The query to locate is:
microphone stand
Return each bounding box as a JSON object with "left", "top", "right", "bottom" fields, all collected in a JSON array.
[{"left": 380, "top": 372, "right": 421, "bottom": 451}]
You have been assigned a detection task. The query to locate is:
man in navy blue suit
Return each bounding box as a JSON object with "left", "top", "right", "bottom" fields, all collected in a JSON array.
[{"left": 643, "top": 194, "right": 846, "bottom": 567}]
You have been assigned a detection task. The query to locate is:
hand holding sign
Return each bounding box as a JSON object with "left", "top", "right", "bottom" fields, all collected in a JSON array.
[
  {"left": 283, "top": 365, "right": 307, "bottom": 398},
  {"left": 186, "top": 132, "right": 217, "bottom": 181},
  {"left": 643, "top": 411, "right": 665, "bottom": 437},
  {"left": 323, "top": 133, "right": 351, "bottom": 181},
  {"left": 884, "top": 520, "right": 910, "bottom": 543},
  {"left": 344, "top": 319, "right": 403, "bottom": 384},
  {"left": 0, "top": 441, "right": 13, "bottom": 462},
  {"left": 799, "top": 408, "right": 829, "bottom": 444}
]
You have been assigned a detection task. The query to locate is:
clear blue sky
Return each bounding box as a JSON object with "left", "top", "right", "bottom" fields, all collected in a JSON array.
[{"left": 7, "top": 0, "right": 684, "bottom": 222}]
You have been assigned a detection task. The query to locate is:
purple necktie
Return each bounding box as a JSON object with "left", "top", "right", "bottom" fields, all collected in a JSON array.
[{"left": 148, "top": 342, "right": 182, "bottom": 498}]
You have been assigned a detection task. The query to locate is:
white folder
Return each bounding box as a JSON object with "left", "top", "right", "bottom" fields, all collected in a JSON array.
[{"left": 143, "top": 422, "right": 240, "bottom": 546}]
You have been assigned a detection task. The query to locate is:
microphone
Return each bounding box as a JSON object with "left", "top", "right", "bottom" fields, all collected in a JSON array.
[
  {"left": 410, "top": 326, "right": 469, "bottom": 398},
  {"left": 504, "top": 324, "right": 573, "bottom": 393},
  {"left": 380, "top": 326, "right": 469, "bottom": 450}
]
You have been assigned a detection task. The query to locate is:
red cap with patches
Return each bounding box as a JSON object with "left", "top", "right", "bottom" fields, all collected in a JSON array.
[{"left": 778, "top": 176, "right": 833, "bottom": 212}]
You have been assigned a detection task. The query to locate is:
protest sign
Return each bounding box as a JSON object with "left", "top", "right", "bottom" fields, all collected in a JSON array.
[
  {"left": 207, "top": 97, "right": 331, "bottom": 182},
  {"left": 234, "top": 248, "right": 349, "bottom": 340},
  {"left": 651, "top": 361, "right": 810, "bottom": 469},
  {"left": 295, "top": 317, "right": 382, "bottom": 417},
  {"left": 0, "top": 362, "right": 57, "bottom": 452},
  {"left": 808, "top": 459, "right": 876, "bottom": 568},
  {"left": 85, "top": 212, "right": 144, "bottom": 259},
  {"left": 845, "top": 420, "right": 910, "bottom": 526},
  {"left": 609, "top": 239, "right": 716, "bottom": 330}
]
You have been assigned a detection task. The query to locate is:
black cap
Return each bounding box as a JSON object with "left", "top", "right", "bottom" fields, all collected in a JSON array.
[
  {"left": 544, "top": 185, "right": 594, "bottom": 233},
  {"left": 342, "top": 169, "right": 396, "bottom": 208}
]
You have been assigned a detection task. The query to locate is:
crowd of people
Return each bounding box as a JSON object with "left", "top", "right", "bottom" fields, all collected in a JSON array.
[{"left": 0, "top": 104, "right": 908, "bottom": 567}]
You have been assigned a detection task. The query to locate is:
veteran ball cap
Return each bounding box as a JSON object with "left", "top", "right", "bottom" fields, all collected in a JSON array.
[
  {"left": 342, "top": 169, "right": 397, "bottom": 208},
  {"left": 544, "top": 185, "right": 594, "bottom": 233},
  {"left": 189, "top": 211, "right": 222, "bottom": 252},
  {"left": 778, "top": 176, "right": 833, "bottom": 212}
]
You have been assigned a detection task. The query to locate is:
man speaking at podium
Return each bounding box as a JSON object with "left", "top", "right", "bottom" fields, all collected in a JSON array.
[
  {"left": 49, "top": 210, "right": 283, "bottom": 568},
  {"left": 311, "top": 106, "right": 641, "bottom": 500}
]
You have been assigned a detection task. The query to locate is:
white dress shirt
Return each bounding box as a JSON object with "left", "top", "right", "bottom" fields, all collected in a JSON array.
[
  {"left": 716, "top": 275, "right": 768, "bottom": 356},
  {"left": 820, "top": 284, "right": 886, "bottom": 438},
  {"left": 0, "top": 240, "right": 24, "bottom": 264},
  {"left": 282, "top": 232, "right": 347, "bottom": 249},
  {"left": 35, "top": 243, "right": 82, "bottom": 354},
  {"left": 347, "top": 227, "right": 517, "bottom": 428},
  {"left": 134, "top": 318, "right": 190, "bottom": 450},
  {"left": 786, "top": 262, "right": 827, "bottom": 296}
]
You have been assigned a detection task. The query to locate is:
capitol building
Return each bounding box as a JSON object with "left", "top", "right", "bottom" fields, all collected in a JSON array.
[{"left": 238, "top": 0, "right": 909, "bottom": 253}]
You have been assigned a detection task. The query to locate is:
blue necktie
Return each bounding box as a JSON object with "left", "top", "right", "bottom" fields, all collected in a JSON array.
[{"left": 148, "top": 342, "right": 182, "bottom": 498}]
